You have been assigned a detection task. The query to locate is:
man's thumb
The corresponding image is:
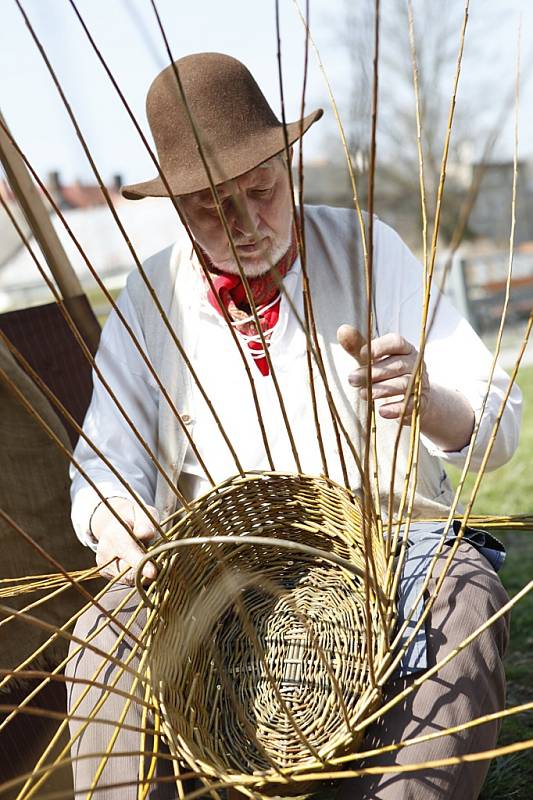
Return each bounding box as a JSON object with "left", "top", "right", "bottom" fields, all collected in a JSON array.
[{"left": 337, "top": 324, "right": 366, "bottom": 363}]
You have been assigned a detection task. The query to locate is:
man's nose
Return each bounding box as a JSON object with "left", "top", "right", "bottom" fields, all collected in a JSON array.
[{"left": 226, "top": 196, "right": 257, "bottom": 236}]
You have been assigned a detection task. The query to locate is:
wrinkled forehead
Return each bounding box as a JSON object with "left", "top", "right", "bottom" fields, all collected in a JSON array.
[{"left": 182, "top": 155, "right": 282, "bottom": 205}]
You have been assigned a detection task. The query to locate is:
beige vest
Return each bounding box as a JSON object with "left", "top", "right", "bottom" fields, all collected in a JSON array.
[{"left": 127, "top": 205, "right": 453, "bottom": 522}]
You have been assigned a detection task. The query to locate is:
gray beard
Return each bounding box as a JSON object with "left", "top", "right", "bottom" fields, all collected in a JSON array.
[{"left": 210, "top": 233, "right": 292, "bottom": 278}]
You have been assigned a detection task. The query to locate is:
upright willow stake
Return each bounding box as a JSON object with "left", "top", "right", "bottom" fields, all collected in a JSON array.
[
  {"left": 359, "top": 0, "right": 381, "bottom": 691},
  {"left": 382, "top": 0, "right": 442, "bottom": 598},
  {"left": 12, "top": 0, "right": 247, "bottom": 485},
  {"left": 292, "top": 0, "right": 393, "bottom": 661},
  {"left": 407, "top": 1, "right": 429, "bottom": 286},
  {"left": 292, "top": 0, "right": 383, "bottom": 530},
  {"left": 385, "top": 0, "right": 471, "bottom": 547},
  {"left": 149, "top": 0, "right": 303, "bottom": 474},
  {"left": 389, "top": 14, "right": 524, "bottom": 651},
  {"left": 274, "top": 0, "right": 331, "bottom": 482}
]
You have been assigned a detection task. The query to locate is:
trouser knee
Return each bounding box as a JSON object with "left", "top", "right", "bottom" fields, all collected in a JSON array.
[
  {"left": 65, "top": 583, "right": 146, "bottom": 713},
  {"left": 427, "top": 542, "right": 510, "bottom": 668}
]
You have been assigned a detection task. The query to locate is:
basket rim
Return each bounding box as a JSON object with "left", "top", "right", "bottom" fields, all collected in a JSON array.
[{"left": 135, "top": 533, "right": 387, "bottom": 608}]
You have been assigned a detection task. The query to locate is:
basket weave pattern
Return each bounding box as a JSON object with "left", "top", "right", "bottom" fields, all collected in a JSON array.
[{"left": 143, "top": 472, "right": 391, "bottom": 793}]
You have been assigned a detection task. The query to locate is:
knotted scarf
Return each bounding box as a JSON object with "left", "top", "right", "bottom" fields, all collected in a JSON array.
[{"left": 200, "top": 233, "right": 299, "bottom": 375}]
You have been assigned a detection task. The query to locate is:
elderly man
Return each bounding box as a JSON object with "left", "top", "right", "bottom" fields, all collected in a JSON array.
[{"left": 67, "top": 53, "right": 521, "bottom": 799}]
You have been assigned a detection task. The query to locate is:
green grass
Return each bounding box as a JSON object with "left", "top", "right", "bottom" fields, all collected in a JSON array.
[
  {"left": 449, "top": 365, "right": 533, "bottom": 517},
  {"left": 448, "top": 365, "right": 533, "bottom": 800}
]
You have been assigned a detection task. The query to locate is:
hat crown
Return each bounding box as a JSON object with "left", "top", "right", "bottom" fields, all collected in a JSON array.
[
  {"left": 121, "top": 52, "right": 323, "bottom": 198},
  {"left": 146, "top": 53, "right": 280, "bottom": 180}
]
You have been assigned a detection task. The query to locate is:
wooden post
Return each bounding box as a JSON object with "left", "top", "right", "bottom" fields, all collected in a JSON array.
[{"left": 0, "top": 110, "right": 100, "bottom": 353}]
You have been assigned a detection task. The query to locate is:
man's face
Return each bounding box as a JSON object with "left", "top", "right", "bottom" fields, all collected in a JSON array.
[{"left": 178, "top": 155, "right": 293, "bottom": 277}]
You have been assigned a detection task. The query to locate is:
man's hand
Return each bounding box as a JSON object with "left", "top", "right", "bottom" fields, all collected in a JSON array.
[
  {"left": 90, "top": 497, "right": 159, "bottom": 585},
  {"left": 337, "top": 324, "right": 475, "bottom": 452},
  {"left": 337, "top": 324, "right": 429, "bottom": 420}
]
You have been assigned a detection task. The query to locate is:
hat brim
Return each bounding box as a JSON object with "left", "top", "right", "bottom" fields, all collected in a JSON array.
[{"left": 121, "top": 108, "right": 323, "bottom": 200}]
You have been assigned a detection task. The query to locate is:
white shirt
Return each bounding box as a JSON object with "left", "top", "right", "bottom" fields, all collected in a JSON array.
[{"left": 71, "top": 219, "right": 522, "bottom": 547}]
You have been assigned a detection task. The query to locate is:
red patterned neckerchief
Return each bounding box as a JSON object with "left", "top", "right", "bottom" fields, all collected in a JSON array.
[{"left": 199, "top": 231, "right": 299, "bottom": 376}]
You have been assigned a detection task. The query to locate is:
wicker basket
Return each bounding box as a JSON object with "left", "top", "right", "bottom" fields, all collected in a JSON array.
[{"left": 136, "top": 471, "right": 391, "bottom": 796}]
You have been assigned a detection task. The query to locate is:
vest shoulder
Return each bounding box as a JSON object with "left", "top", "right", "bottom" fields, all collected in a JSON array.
[
  {"left": 303, "top": 204, "right": 370, "bottom": 232},
  {"left": 126, "top": 238, "right": 188, "bottom": 305},
  {"left": 126, "top": 242, "right": 174, "bottom": 289}
]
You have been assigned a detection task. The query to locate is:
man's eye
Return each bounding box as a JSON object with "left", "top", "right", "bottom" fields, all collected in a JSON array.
[
  {"left": 203, "top": 199, "right": 229, "bottom": 215},
  {"left": 252, "top": 188, "right": 272, "bottom": 198}
]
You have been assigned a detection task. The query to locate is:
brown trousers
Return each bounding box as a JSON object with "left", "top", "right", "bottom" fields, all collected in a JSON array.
[{"left": 66, "top": 543, "right": 509, "bottom": 799}]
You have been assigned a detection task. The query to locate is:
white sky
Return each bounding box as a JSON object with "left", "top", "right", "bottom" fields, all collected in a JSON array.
[{"left": 1, "top": 0, "right": 532, "bottom": 186}]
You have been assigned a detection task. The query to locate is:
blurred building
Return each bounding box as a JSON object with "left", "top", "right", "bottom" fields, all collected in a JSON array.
[
  {"left": 297, "top": 156, "right": 533, "bottom": 338},
  {"left": 45, "top": 170, "right": 123, "bottom": 211},
  {"left": 2, "top": 162, "right": 532, "bottom": 336},
  {"left": 293, "top": 160, "right": 353, "bottom": 208},
  {"left": 0, "top": 182, "right": 30, "bottom": 269},
  {"left": 0, "top": 172, "right": 182, "bottom": 313},
  {"left": 467, "top": 160, "right": 533, "bottom": 244},
  {"left": 0, "top": 171, "right": 122, "bottom": 277}
]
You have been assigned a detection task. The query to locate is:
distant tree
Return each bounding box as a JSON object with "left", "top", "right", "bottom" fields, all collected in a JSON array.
[{"left": 330, "top": 0, "right": 506, "bottom": 245}]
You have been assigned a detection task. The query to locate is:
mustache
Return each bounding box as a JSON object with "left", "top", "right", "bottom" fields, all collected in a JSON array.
[{"left": 233, "top": 235, "right": 267, "bottom": 247}]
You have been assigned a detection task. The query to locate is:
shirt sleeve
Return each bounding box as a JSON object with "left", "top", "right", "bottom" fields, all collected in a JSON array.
[
  {"left": 373, "top": 220, "right": 522, "bottom": 471},
  {"left": 70, "top": 287, "right": 159, "bottom": 548}
]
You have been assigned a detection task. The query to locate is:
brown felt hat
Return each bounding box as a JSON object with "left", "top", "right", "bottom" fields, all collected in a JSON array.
[{"left": 121, "top": 52, "right": 323, "bottom": 200}]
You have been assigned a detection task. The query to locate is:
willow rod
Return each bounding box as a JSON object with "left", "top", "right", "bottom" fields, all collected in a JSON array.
[
  {"left": 292, "top": 0, "right": 382, "bottom": 551},
  {"left": 14, "top": 597, "right": 157, "bottom": 800},
  {"left": 149, "top": 0, "right": 303, "bottom": 473},
  {"left": 68, "top": 0, "right": 373, "bottom": 497},
  {"left": 12, "top": 0, "right": 235, "bottom": 488},
  {"left": 274, "top": 0, "right": 330, "bottom": 482},
  {"left": 66, "top": 0, "right": 277, "bottom": 473},
  {"left": 385, "top": 0, "right": 471, "bottom": 541},
  {"left": 387, "top": 22, "right": 525, "bottom": 658},
  {"left": 0, "top": 109, "right": 100, "bottom": 352},
  {"left": 0, "top": 118, "right": 196, "bottom": 506}
]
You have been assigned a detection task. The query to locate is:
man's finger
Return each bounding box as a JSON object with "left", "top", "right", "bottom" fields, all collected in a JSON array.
[
  {"left": 117, "top": 537, "right": 157, "bottom": 582},
  {"left": 140, "top": 559, "right": 158, "bottom": 583},
  {"left": 115, "top": 557, "right": 156, "bottom": 586},
  {"left": 97, "top": 529, "right": 157, "bottom": 583},
  {"left": 360, "top": 333, "right": 414, "bottom": 364},
  {"left": 379, "top": 399, "right": 415, "bottom": 421},
  {"left": 100, "top": 555, "right": 156, "bottom": 585},
  {"left": 132, "top": 504, "right": 159, "bottom": 541},
  {"left": 337, "top": 324, "right": 367, "bottom": 363},
  {"left": 379, "top": 391, "right": 428, "bottom": 421},
  {"left": 349, "top": 355, "right": 414, "bottom": 387},
  {"left": 359, "top": 375, "right": 411, "bottom": 400}
]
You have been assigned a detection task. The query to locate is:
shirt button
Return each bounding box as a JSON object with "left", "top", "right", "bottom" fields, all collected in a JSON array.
[{"left": 181, "top": 413, "right": 193, "bottom": 425}]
